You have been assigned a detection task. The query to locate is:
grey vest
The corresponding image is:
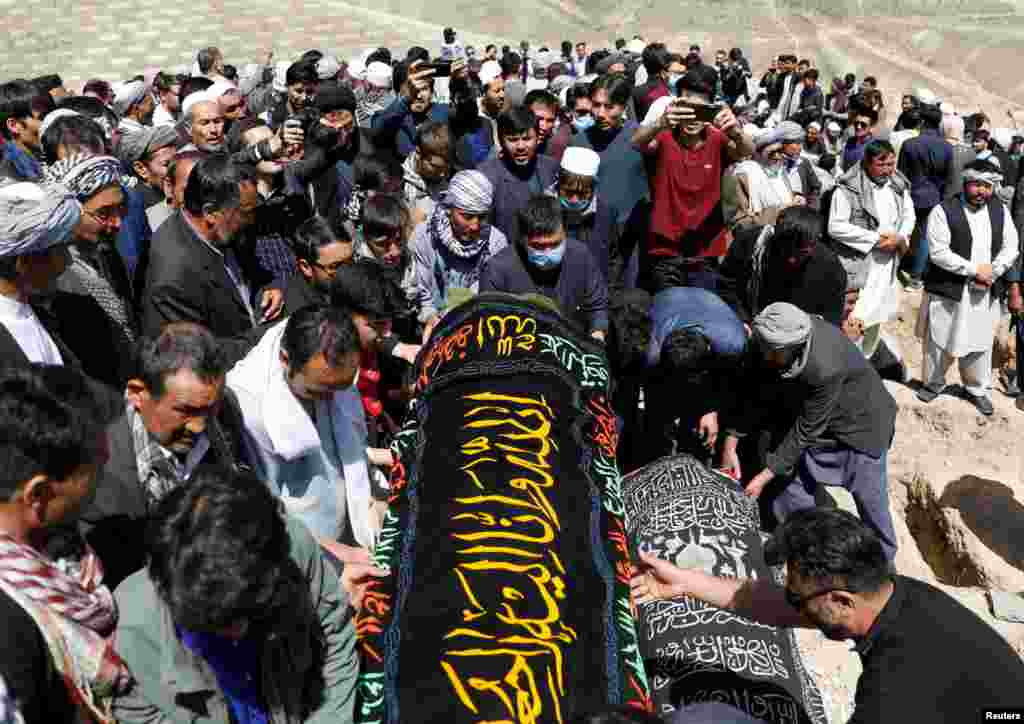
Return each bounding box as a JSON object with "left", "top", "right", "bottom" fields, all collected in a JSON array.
[{"left": 829, "top": 165, "right": 910, "bottom": 284}]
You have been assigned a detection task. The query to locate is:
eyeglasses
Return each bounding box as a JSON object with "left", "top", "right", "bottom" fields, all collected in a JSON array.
[
  {"left": 84, "top": 205, "right": 128, "bottom": 224},
  {"left": 784, "top": 586, "right": 848, "bottom": 611}
]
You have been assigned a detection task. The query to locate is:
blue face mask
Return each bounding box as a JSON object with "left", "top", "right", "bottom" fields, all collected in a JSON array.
[
  {"left": 572, "top": 115, "right": 595, "bottom": 132},
  {"left": 527, "top": 242, "right": 566, "bottom": 270},
  {"left": 559, "top": 195, "right": 590, "bottom": 212}
]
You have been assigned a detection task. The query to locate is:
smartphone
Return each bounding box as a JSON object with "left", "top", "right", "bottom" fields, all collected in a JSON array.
[
  {"left": 421, "top": 61, "right": 452, "bottom": 77},
  {"left": 675, "top": 99, "right": 723, "bottom": 123}
]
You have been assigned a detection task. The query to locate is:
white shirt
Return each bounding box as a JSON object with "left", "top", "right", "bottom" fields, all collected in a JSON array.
[
  {"left": 642, "top": 95, "right": 673, "bottom": 127},
  {"left": 829, "top": 179, "right": 916, "bottom": 327},
  {"left": 152, "top": 103, "right": 177, "bottom": 127},
  {"left": 0, "top": 295, "right": 63, "bottom": 364},
  {"left": 919, "top": 202, "right": 1020, "bottom": 356}
]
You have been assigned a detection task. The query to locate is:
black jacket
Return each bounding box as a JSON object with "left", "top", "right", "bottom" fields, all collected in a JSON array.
[
  {"left": 311, "top": 127, "right": 386, "bottom": 219},
  {"left": 719, "top": 225, "right": 848, "bottom": 325},
  {"left": 727, "top": 316, "right": 897, "bottom": 476},
  {"left": 78, "top": 393, "right": 249, "bottom": 589},
  {"left": 140, "top": 211, "right": 270, "bottom": 364},
  {"left": 280, "top": 270, "right": 327, "bottom": 318},
  {"left": 0, "top": 300, "right": 82, "bottom": 370}
]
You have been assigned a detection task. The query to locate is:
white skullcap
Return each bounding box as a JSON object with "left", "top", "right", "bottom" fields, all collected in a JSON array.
[
  {"left": 916, "top": 87, "right": 938, "bottom": 105},
  {"left": 181, "top": 90, "right": 214, "bottom": 120},
  {"left": 560, "top": 146, "right": 600, "bottom": 177},
  {"left": 628, "top": 38, "right": 645, "bottom": 54},
  {"left": 206, "top": 79, "right": 237, "bottom": 99},
  {"left": 827, "top": 121, "right": 841, "bottom": 133},
  {"left": 808, "top": 121, "right": 822, "bottom": 131},
  {"left": 316, "top": 55, "right": 341, "bottom": 80},
  {"left": 366, "top": 62, "right": 393, "bottom": 89},
  {"left": 479, "top": 60, "right": 502, "bottom": 86},
  {"left": 272, "top": 61, "right": 290, "bottom": 93}
]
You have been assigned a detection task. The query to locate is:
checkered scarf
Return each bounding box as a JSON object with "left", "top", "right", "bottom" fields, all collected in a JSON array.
[
  {"left": 129, "top": 403, "right": 185, "bottom": 508},
  {"left": 43, "top": 154, "right": 135, "bottom": 201}
]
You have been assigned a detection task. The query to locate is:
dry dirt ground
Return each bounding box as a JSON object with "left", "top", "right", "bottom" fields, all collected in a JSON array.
[{"left": 794, "top": 287, "right": 1024, "bottom": 724}]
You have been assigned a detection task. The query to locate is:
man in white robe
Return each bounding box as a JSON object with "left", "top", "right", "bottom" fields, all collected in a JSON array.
[
  {"left": 829, "top": 139, "right": 916, "bottom": 379},
  {"left": 916, "top": 159, "right": 1019, "bottom": 415}
]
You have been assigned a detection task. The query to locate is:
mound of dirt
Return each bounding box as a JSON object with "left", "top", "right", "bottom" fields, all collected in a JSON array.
[{"left": 796, "top": 288, "right": 1024, "bottom": 723}]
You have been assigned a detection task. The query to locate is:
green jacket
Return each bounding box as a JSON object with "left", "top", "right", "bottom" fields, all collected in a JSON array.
[{"left": 111, "top": 514, "right": 358, "bottom": 724}]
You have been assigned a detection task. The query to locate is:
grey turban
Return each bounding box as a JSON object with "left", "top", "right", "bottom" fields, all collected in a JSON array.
[
  {"left": 442, "top": 171, "right": 493, "bottom": 214},
  {"left": 112, "top": 80, "right": 149, "bottom": 116},
  {"left": 0, "top": 180, "right": 81, "bottom": 259},
  {"left": 753, "top": 302, "right": 812, "bottom": 351},
  {"left": 117, "top": 124, "right": 180, "bottom": 165}
]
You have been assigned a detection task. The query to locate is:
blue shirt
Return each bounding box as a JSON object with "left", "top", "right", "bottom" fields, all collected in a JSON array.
[
  {"left": 646, "top": 287, "right": 747, "bottom": 368},
  {"left": 178, "top": 627, "right": 268, "bottom": 724},
  {"left": 1, "top": 141, "right": 41, "bottom": 180}
]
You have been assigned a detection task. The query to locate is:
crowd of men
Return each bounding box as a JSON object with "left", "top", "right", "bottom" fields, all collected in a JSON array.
[{"left": 0, "top": 26, "right": 1022, "bottom": 724}]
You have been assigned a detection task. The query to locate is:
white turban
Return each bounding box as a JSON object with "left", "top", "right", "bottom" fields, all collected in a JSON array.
[{"left": 112, "top": 80, "right": 149, "bottom": 116}]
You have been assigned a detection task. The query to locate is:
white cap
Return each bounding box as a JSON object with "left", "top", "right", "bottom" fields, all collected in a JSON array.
[
  {"left": 366, "top": 62, "right": 392, "bottom": 89},
  {"left": 940, "top": 101, "right": 957, "bottom": 116},
  {"left": 827, "top": 120, "right": 841, "bottom": 133},
  {"left": 916, "top": 87, "right": 938, "bottom": 106},
  {"left": 316, "top": 55, "right": 341, "bottom": 80},
  {"left": 560, "top": 146, "right": 601, "bottom": 177},
  {"left": 206, "top": 79, "right": 237, "bottom": 99},
  {"left": 181, "top": 90, "right": 214, "bottom": 119},
  {"left": 272, "top": 61, "right": 290, "bottom": 93},
  {"left": 628, "top": 38, "right": 645, "bottom": 54},
  {"left": 479, "top": 60, "right": 502, "bottom": 86}
]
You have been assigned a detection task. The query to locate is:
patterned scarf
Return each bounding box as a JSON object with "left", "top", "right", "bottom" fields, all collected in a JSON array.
[
  {"left": 67, "top": 245, "right": 136, "bottom": 344},
  {"left": 748, "top": 224, "right": 775, "bottom": 317},
  {"left": 0, "top": 534, "right": 131, "bottom": 723},
  {"left": 43, "top": 154, "right": 135, "bottom": 201}
]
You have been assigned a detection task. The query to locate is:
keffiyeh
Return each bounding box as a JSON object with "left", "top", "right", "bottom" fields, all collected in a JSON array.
[
  {"left": 442, "top": 169, "right": 492, "bottom": 215},
  {"left": 43, "top": 154, "right": 134, "bottom": 201},
  {"left": 963, "top": 167, "right": 1002, "bottom": 187}
]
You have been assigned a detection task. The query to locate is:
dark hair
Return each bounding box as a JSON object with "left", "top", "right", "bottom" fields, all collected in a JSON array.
[
  {"left": 222, "top": 65, "right": 238, "bottom": 82},
  {"left": 862, "top": 138, "right": 894, "bottom": 163},
  {"left": 196, "top": 47, "right": 222, "bottom": 75},
  {"left": 862, "top": 75, "right": 877, "bottom": 86},
  {"left": 134, "top": 323, "right": 227, "bottom": 399},
  {"left": 56, "top": 95, "right": 118, "bottom": 141},
  {"left": 365, "top": 48, "right": 392, "bottom": 67},
  {"left": 586, "top": 50, "right": 610, "bottom": 75},
  {"left": 286, "top": 61, "right": 319, "bottom": 87},
  {"left": 41, "top": 113, "right": 107, "bottom": 164},
  {"left": 183, "top": 154, "right": 243, "bottom": 216},
  {"left": 662, "top": 327, "right": 712, "bottom": 373},
  {"left": 729, "top": 48, "right": 744, "bottom": 61},
  {"left": 615, "top": 38, "right": 627, "bottom": 50},
  {"left": 844, "top": 73, "right": 856, "bottom": 84},
  {"left": 764, "top": 508, "right": 893, "bottom": 593},
  {"left": 964, "top": 157, "right": 1002, "bottom": 176},
  {"left": 852, "top": 106, "right": 879, "bottom": 126},
  {"left": 406, "top": 46, "right": 430, "bottom": 64},
  {"left": 803, "top": 68, "right": 819, "bottom": 82},
  {"left": 32, "top": 74, "right": 64, "bottom": 93},
  {"left": 690, "top": 44, "right": 702, "bottom": 53},
  {"left": 920, "top": 105, "right": 942, "bottom": 129},
  {"left": 415, "top": 119, "right": 450, "bottom": 157},
  {"left": 524, "top": 89, "right": 558, "bottom": 112},
  {"left": 292, "top": 215, "right": 351, "bottom": 264},
  {"left": 165, "top": 149, "right": 204, "bottom": 187},
  {"left": 798, "top": 58, "right": 811, "bottom": 67},
  {"left": 772, "top": 206, "right": 823, "bottom": 256},
  {"left": 361, "top": 192, "right": 408, "bottom": 240},
  {"left": 82, "top": 79, "right": 113, "bottom": 99},
  {"left": 281, "top": 303, "right": 361, "bottom": 372},
  {"left": 0, "top": 79, "right": 55, "bottom": 141},
  {"left": 178, "top": 76, "right": 214, "bottom": 108},
  {"left": 589, "top": 73, "right": 632, "bottom": 106},
  {"left": 517, "top": 195, "right": 563, "bottom": 239},
  {"left": 0, "top": 364, "right": 105, "bottom": 497},
  {"left": 568, "top": 83, "right": 592, "bottom": 107},
  {"left": 818, "top": 153, "right": 837, "bottom": 173},
  {"left": 900, "top": 109, "right": 922, "bottom": 130},
  {"left": 300, "top": 49, "right": 324, "bottom": 64},
  {"left": 328, "top": 261, "right": 401, "bottom": 319},
  {"left": 487, "top": 44, "right": 498, "bottom": 54},
  {"left": 153, "top": 72, "right": 181, "bottom": 94},
  {"left": 569, "top": 708, "right": 664, "bottom": 724},
  {"left": 641, "top": 43, "right": 671, "bottom": 74},
  {"left": 497, "top": 105, "right": 537, "bottom": 140},
  {"left": 500, "top": 53, "right": 522, "bottom": 78},
  {"left": 443, "top": 27, "right": 456, "bottom": 43},
  {"left": 352, "top": 154, "right": 403, "bottom": 192},
  {"left": 147, "top": 469, "right": 301, "bottom": 632},
  {"left": 676, "top": 71, "right": 713, "bottom": 99}
]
